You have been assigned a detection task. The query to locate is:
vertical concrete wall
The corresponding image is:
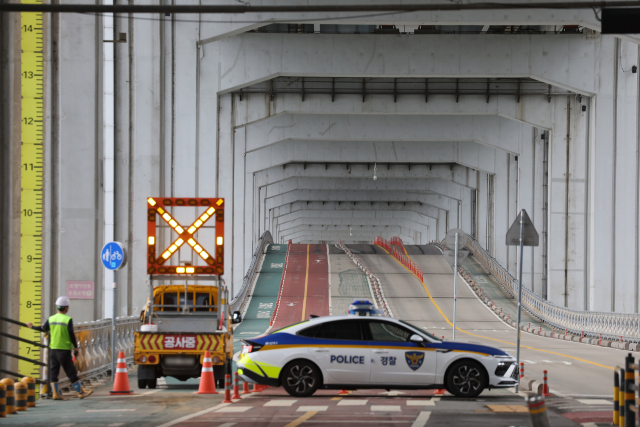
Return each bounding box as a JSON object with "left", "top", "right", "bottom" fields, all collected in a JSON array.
[{"left": 4, "top": 9, "right": 640, "bottom": 326}]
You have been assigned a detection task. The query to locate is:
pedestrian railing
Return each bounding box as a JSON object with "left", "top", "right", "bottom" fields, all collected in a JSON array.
[
  {"left": 0, "top": 315, "right": 139, "bottom": 393},
  {"left": 69, "top": 316, "right": 139, "bottom": 388},
  {"left": 230, "top": 230, "right": 273, "bottom": 313},
  {"left": 461, "top": 234, "right": 640, "bottom": 343}
]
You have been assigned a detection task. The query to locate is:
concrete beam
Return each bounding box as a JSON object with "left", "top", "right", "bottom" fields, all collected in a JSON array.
[
  {"left": 246, "top": 139, "right": 501, "bottom": 175},
  {"left": 255, "top": 163, "right": 479, "bottom": 190},
  {"left": 210, "top": 33, "right": 604, "bottom": 95},
  {"left": 264, "top": 176, "right": 471, "bottom": 201},
  {"left": 242, "top": 113, "right": 532, "bottom": 154},
  {"left": 236, "top": 92, "right": 560, "bottom": 130}
]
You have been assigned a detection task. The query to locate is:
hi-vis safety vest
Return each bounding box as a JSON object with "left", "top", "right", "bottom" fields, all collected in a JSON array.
[{"left": 49, "top": 313, "right": 74, "bottom": 350}]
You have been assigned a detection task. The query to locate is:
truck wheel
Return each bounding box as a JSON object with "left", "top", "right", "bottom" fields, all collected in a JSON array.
[
  {"left": 147, "top": 378, "right": 157, "bottom": 389},
  {"left": 445, "top": 359, "right": 487, "bottom": 398},
  {"left": 137, "top": 379, "right": 148, "bottom": 389},
  {"left": 282, "top": 360, "right": 320, "bottom": 397}
]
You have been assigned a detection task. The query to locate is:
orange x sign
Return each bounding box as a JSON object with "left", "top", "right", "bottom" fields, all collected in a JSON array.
[{"left": 146, "top": 197, "right": 224, "bottom": 275}]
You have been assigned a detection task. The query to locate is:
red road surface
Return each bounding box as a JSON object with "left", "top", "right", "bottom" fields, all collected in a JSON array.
[{"left": 271, "top": 244, "right": 329, "bottom": 330}]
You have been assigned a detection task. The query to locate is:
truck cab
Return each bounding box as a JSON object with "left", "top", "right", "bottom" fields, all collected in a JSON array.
[{"left": 134, "top": 282, "right": 241, "bottom": 389}]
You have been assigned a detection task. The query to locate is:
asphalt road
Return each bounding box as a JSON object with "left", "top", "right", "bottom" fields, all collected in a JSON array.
[{"left": 358, "top": 245, "right": 628, "bottom": 398}]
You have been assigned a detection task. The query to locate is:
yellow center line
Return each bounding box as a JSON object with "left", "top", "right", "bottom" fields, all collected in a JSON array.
[
  {"left": 301, "top": 244, "right": 310, "bottom": 321},
  {"left": 284, "top": 411, "right": 317, "bottom": 427},
  {"left": 376, "top": 245, "right": 617, "bottom": 371}
]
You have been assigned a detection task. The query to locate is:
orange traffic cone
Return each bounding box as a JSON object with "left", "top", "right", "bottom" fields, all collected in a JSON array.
[
  {"left": 434, "top": 388, "right": 446, "bottom": 396},
  {"left": 196, "top": 351, "right": 218, "bottom": 394},
  {"left": 338, "top": 389, "right": 349, "bottom": 395},
  {"left": 109, "top": 352, "right": 133, "bottom": 395},
  {"left": 241, "top": 380, "right": 251, "bottom": 394}
]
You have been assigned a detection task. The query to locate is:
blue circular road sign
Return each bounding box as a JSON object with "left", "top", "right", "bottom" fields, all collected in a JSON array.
[{"left": 101, "top": 241, "right": 127, "bottom": 271}]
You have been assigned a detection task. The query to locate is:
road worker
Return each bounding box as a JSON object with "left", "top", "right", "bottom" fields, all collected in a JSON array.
[{"left": 25, "top": 296, "right": 93, "bottom": 400}]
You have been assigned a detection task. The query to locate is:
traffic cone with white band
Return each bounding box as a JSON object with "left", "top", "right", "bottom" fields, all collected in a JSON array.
[
  {"left": 109, "top": 352, "right": 133, "bottom": 395},
  {"left": 196, "top": 351, "right": 218, "bottom": 394}
]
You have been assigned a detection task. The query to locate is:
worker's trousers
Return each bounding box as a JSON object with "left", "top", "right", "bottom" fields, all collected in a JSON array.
[{"left": 50, "top": 349, "right": 79, "bottom": 383}]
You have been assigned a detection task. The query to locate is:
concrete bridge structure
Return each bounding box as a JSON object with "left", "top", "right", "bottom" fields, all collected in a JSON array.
[{"left": 1, "top": 1, "right": 640, "bottom": 370}]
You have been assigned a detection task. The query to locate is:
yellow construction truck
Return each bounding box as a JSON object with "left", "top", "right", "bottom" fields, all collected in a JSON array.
[
  {"left": 134, "top": 282, "right": 241, "bottom": 388},
  {"left": 133, "top": 197, "right": 241, "bottom": 389}
]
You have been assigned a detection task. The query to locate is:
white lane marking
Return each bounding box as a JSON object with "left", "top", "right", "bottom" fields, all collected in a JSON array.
[
  {"left": 371, "top": 405, "right": 402, "bottom": 411},
  {"left": 264, "top": 399, "right": 297, "bottom": 407},
  {"left": 156, "top": 403, "right": 230, "bottom": 427},
  {"left": 216, "top": 406, "right": 252, "bottom": 413},
  {"left": 411, "top": 411, "right": 432, "bottom": 427},
  {"left": 297, "top": 406, "right": 328, "bottom": 412},
  {"left": 217, "top": 424, "right": 237, "bottom": 427},
  {"left": 581, "top": 423, "right": 598, "bottom": 427},
  {"left": 379, "top": 390, "right": 405, "bottom": 396},
  {"left": 239, "top": 332, "right": 261, "bottom": 335},
  {"left": 549, "top": 388, "right": 569, "bottom": 398},
  {"left": 108, "top": 424, "right": 125, "bottom": 427},
  {"left": 406, "top": 399, "right": 435, "bottom": 406},
  {"left": 327, "top": 244, "right": 332, "bottom": 315},
  {"left": 337, "top": 399, "right": 368, "bottom": 406},
  {"left": 576, "top": 399, "right": 612, "bottom": 405},
  {"left": 430, "top": 397, "right": 441, "bottom": 402},
  {"left": 85, "top": 409, "right": 137, "bottom": 412}
]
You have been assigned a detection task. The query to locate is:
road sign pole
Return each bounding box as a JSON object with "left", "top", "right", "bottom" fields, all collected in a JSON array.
[
  {"left": 515, "top": 210, "right": 524, "bottom": 392},
  {"left": 112, "top": 282, "right": 116, "bottom": 381},
  {"left": 453, "top": 232, "right": 458, "bottom": 340}
]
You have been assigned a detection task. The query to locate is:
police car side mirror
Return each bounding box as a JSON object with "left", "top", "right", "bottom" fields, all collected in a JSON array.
[
  {"left": 231, "top": 311, "right": 242, "bottom": 324},
  {"left": 410, "top": 334, "right": 424, "bottom": 345}
]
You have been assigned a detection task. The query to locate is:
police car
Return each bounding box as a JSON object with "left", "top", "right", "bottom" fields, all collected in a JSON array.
[{"left": 237, "top": 300, "right": 518, "bottom": 397}]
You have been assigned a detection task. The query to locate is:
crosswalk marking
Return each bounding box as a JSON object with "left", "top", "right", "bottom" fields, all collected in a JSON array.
[
  {"left": 371, "top": 405, "right": 401, "bottom": 411},
  {"left": 337, "top": 399, "right": 368, "bottom": 406},
  {"left": 297, "top": 406, "right": 328, "bottom": 412},
  {"left": 411, "top": 411, "right": 432, "bottom": 427},
  {"left": 407, "top": 399, "right": 435, "bottom": 406},
  {"left": 264, "top": 399, "right": 297, "bottom": 406},
  {"left": 216, "top": 406, "right": 252, "bottom": 413}
]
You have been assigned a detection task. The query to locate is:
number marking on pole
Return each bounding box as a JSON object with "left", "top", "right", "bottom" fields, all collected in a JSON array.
[{"left": 19, "top": 0, "right": 44, "bottom": 391}]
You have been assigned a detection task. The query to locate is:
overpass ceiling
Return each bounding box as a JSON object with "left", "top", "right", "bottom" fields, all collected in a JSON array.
[{"left": 234, "top": 76, "right": 574, "bottom": 101}]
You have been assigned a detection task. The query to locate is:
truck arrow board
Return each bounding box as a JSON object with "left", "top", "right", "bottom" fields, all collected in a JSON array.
[{"left": 146, "top": 197, "right": 225, "bottom": 275}]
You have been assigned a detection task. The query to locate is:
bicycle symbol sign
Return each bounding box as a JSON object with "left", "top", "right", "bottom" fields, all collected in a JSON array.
[{"left": 101, "top": 241, "right": 127, "bottom": 271}]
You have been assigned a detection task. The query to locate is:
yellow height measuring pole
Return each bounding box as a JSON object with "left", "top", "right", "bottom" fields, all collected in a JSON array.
[{"left": 19, "top": 0, "right": 44, "bottom": 388}]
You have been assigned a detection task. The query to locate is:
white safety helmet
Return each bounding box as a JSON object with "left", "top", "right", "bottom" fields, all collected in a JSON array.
[{"left": 56, "top": 296, "right": 70, "bottom": 308}]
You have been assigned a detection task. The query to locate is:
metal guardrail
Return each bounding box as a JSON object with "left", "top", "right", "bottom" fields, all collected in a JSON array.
[
  {"left": 230, "top": 231, "right": 273, "bottom": 314},
  {"left": 0, "top": 315, "right": 139, "bottom": 392},
  {"left": 54, "top": 316, "right": 140, "bottom": 388},
  {"left": 66, "top": 316, "right": 140, "bottom": 387},
  {"left": 462, "top": 234, "right": 640, "bottom": 343}
]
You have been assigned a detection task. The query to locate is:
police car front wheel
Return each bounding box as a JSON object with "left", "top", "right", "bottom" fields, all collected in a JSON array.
[
  {"left": 282, "top": 360, "right": 321, "bottom": 397},
  {"left": 445, "top": 359, "right": 488, "bottom": 398}
]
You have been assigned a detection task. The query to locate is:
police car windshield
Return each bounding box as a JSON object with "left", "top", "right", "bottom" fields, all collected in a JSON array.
[{"left": 398, "top": 320, "right": 442, "bottom": 342}]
